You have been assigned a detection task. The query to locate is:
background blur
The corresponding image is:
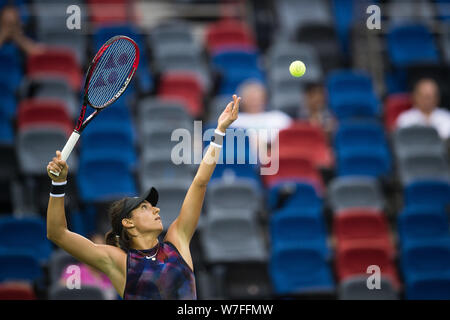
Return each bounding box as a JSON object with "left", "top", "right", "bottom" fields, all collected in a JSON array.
[{"left": 0, "top": 0, "right": 449, "bottom": 300}]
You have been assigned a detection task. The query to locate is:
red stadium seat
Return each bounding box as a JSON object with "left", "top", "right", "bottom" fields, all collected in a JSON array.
[
  {"left": 333, "top": 208, "right": 396, "bottom": 258},
  {"left": 384, "top": 93, "right": 412, "bottom": 132},
  {"left": 17, "top": 99, "right": 73, "bottom": 135},
  {"left": 274, "top": 121, "right": 334, "bottom": 169},
  {"left": 87, "top": 0, "right": 130, "bottom": 26},
  {"left": 27, "top": 48, "right": 82, "bottom": 91},
  {"left": 158, "top": 72, "right": 204, "bottom": 117},
  {"left": 206, "top": 19, "right": 256, "bottom": 53},
  {"left": 262, "top": 155, "right": 324, "bottom": 192},
  {"left": 0, "top": 282, "right": 36, "bottom": 300},
  {"left": 335, "top": 243, "right": 400, "bottom": 288}
]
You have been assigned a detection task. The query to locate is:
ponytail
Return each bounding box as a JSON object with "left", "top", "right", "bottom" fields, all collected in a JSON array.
[{"left": 105, "top": 198, "right": 133, "bottom": 252}]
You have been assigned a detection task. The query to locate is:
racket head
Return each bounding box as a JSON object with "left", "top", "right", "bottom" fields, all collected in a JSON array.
[{"left": 84, "top": 35, "right": 140, "bottom": 109}]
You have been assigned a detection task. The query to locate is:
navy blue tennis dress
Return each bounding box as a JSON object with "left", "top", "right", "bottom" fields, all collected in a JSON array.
[{"left": 123, "top": 241, "right": 197, "bottom": 300}]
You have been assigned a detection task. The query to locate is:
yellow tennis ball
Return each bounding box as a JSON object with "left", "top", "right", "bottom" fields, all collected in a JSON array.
[{"left": 289, "top": 60, "right": 306, "bottom": 77}]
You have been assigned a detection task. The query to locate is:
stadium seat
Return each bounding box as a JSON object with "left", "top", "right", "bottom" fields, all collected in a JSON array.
[
  {"left": 0, "top": 282, "right": 36, "bottom": 300},
  {"left": 149, "top": 21, "right": 195, "bottom": 53},
  {"left": 0, "top": 113, "right": 14, "bottom": 144},
  {"left": 387, "top": 0, "right": 434, "bottom": 24},
  {"left": 27, "top": 48, "right": 82, "bottom": 91},
  {"left": 270, "top": 207, "right": 330, "bottom": 259},
  {"left": 443, "top": 23, "right": 450, "bottom": 63},
  {"left": 0, "top": 84, "right": 17, "bottom": 120},
  {"left": 269, "top": 90, "right": 303, "bottom": 118},
  {"left": 295, "top": 23, "right": 342, "bottom": 72},
  {"left": 262, "top": 155, "right": 324, "bottom": 191},
  {"left": 201, "top": 209, "right": 268, "bottom": 264},
  {"left": 87, "top": 0, "right": 130, "bottom": 26},
  {"left": 398, "top": 205, "right": 450, "bottom": 250},
  {"left": 16, "top": 127, "right": 77, "bottom": 175},
  {"left": 401, "top": 242, "right": 450, "bottom": 286},
  {"left": 158, "top": 72, "right": 205, "bottom": 117},
  {"left": 333, "top": 209, "right": 395, "bottom": 258},
  {"left": 384, "top": 93, "right": 412, "bottom": 132},
  {"left": 326, "top": 70, "right": 380, "bottom": 120},
  {"left": 222, "top": 263, "right": 272, "bottom": 299},
  {"left": 393, "top": 126, "right": 445, "bottom": 160},
  {"left": 267, "top": 182, "right": 323, "bottom": 214},
  {"left": 49, "top": 283, "right": 106, "bottom": 300},
  {"left": 335, "top": 243, "right": 399, "bottom": 286},
  {"left": 49, "top": 249, "right": 80, "bottom": 285},
  {"left": 206, "top": 179, "right": 261, "bottom": 214},
  {"left": 140, "top": 127, "right": 182, "bottom": 160},
  {"left": 77, "top": 155, "right": 137, "bottom": 203},
  {"left": 338, "top": 275, "right": 399, "bottom": 300},
  {"left": 328, "top": 176, "right": 385, "bottom": 212},
  {"left": 205, "top": 19, "right": 256, "bottom": 53},
  {"left": 0, "top": 251, "right": 42, "bottom": 283},
  {"left": 94, "top": 101, "right": 133, "bottom": 126},
  {"left": 387, "top": 24, "right": 439, "bottom": 68},
  {"left": 17, "top": 99, "right": 73, "bottom": 135},
  {"left": 0, "top": 216, "right": 53, "bottom": 263},
  {"left": 277, "top": 0, "right": 333, "bottom": 40},
  {"left": 337, "top": 149, "right": 391, "bottom": 177},
  {"left": 404, "top": 180, "right": 450, "bottom": 210},
  {"left": 398, "top": 153, "right": 449, "bottom": 185},
  {"left": 41, "top": 33, "right": 88, "bottom": 67},
  {"left": 274, "top": 121, "right": 334, "bottom": 169},
  {"left": 0, "top": 43, "right": 23, "bottom": 91},
  {"left": 140, "top": 154, "right": 194, "bottom": 188},
  {"left": 405, "top": 276, "right": 450, "bottom": 300},
  {"left": 269, "top": 243, "right": 335, "bottom": 295}
]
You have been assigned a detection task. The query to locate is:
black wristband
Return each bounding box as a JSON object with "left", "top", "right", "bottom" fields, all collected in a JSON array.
[{"left": 50, "top": 181, "right": 67, "bottom": 197}]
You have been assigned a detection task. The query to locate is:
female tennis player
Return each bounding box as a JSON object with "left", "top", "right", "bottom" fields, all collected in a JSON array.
[{"left": 46, "top": 94, "right": 241, "bottom": 300}]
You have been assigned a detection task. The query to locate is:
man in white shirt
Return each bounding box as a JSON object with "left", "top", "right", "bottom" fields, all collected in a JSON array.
[{"left": 396, "top": 78, "right": 450, "bottom": 140}]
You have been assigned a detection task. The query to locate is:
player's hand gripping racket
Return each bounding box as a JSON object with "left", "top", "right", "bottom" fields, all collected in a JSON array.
[{"left": 49, "top": 35, "right": 139, "bottom": 176}]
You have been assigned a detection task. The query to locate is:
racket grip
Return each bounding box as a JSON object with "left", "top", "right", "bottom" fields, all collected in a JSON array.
[{"left": 50, "top": 131, "right": 80, "bottom": 177}]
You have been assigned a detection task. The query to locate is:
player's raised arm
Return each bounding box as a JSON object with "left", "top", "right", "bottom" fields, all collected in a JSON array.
[
  {"left": 165, "top": 94, "right": 241, "bottom": 246},
  {"left": 46, "top": 151, "right": 122, "bottom": 276}
]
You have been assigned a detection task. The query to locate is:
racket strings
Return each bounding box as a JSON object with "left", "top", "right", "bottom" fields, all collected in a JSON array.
[{"left": 88, "top": 38, "right": 136, "bottom": 107}]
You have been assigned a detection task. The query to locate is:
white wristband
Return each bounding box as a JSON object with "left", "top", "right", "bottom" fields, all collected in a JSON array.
[
  {"left": 214, "top": 129, "right": 226, "bottom": 136},
  {"left": 52, "top": 180, "right": 67, "bottom": 186},
  {"left": 50, "top": 193, "right": 65, "bottom": 198},
  {"left": 210, "top": 141, "right": 223, "bottom": 148}
]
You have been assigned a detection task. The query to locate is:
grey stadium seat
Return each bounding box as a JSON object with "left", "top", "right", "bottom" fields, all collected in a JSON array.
[
  {"left": 49, "top": 249, "right": 79, "bottom": 284},
  {"left": 32, "top": 80, "right": 78, "bottom": 118},
  {"left": 201, "top": 210, "right": 268, "bottom": 264},
  {"left": 41, "top": 33, "right": 88, "bottom": 66},
  {"left": 338, "top": 275, "right": 399, "bottom": 300},
  {"left": 206, "top": 179, "right": 261, "bottom": 214},
  {"left": 327, "top": 176, "right": 385, "bottom": 212},
  {"left": 443, "top": 24, "right": 450, "bottom": 64},
  {"left": 276, "top": 0, "right": 332, "bottom": 39},
  {"left": 269, "top": 90, "right": 304, "bottom": 118},
  {"left": 49, "top": 284, "right": 107, "bottom": 300},
  {"left": 207, "top": 95, "right": 232, "bottom": 123},
  {"left": 393, "top": 126, "right": 446, "bottom": 160},
  {"left": 398, "top": 153, "right": 450, "bottom": 185},
  {"left": 140, "top": 154, "right": 194, "bottom": 185},
  {"left": 149, "top": 21, "right": 195, "bottom": 50},
  {"left": 387, "top": 0, "right": 434, "bottom": 25},
  {"left": 17, "top": 127, "right": 78, "bottom": 175}
]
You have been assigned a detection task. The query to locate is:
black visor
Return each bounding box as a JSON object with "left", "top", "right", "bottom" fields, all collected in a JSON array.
[{"left": 120, "top": 187, "right": 159, "bottom": 219}]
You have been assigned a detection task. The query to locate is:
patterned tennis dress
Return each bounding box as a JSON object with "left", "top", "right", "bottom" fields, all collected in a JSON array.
[{"left": 123, "top": 241, "right": 197, "bottom": 300}]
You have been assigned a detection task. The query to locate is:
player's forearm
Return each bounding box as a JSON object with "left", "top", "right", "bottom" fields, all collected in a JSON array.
[
  {"left": 46, "top": 196, "right": 68, "bottom": 241},
  {"left": 192, "top": 128, "right": 223, "bottom": 187}
]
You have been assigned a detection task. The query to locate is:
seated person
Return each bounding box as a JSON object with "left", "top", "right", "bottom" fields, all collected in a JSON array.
[{"left": 396, "top": 78, "right": 450, "bottom": 140}]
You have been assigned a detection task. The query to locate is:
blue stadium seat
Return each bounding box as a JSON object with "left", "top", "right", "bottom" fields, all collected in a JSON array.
[
  {"left": 269, "top": 244, "right": 335, "bottom": 295},
  {"left": 93, "top": 24, "right": 153, "bottom": 93},
  {"left": 326, "top": 70, "right": 379, "bottom": 119},
  {"left": 270, "top": 207, "right": 330, "bottom": 259},
  {"left": 405, "top": 276, "right": 450, "bottom": 300},
  {"left": 398, "top": 205, "right": 450, "bottom": 250},
  {"left": 0, "top": 250, "right": 43, "bottom": 283},
  {"left": 0, "top": 113, "right": 14, "bottom": 144},
  {"left": 401, "top": 242, "right": 450, "bottom": 286},
  {"left": 404, "top": 180, "right": 450, "bottom": 210},
  {"left": 0, "top": 44, "right": 23, "bottom": 91},
  {"left": 387, "top": 24, "right": 439, "bottom": 68},
  {"left": 267, "top": 182, "right": 322, "bottom": 214},
  {"left": 0, "top": 85, "right": 16, "bottom": 120},
  {"left": 337, "top": 148, "right": 391, "bottom": 177},
  {"left": 0, "top": 216, "right": 53, "bottom": 263},
  {"left": 77, "top": 155, "right": 137, "bottom": 203}
]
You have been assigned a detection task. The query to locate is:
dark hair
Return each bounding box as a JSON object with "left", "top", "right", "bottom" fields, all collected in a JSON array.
[
  {"left": 304, "top": 81, "right": 324, "bottom": 94},
  {"left": 105, "top": 198, "right": 133, "bottom": 252}
]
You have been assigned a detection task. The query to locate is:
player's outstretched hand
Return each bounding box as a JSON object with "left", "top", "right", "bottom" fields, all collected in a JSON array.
[
  {"left": 47, "top": 151, "right": 69, "bottom": 182},
  {"left": 217, "top": 94, "right": 241, "bottom": 133}
]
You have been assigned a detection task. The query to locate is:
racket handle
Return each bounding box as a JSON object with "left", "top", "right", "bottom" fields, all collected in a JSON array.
[{"left": 50, "top": 131, "right": 80, "bottom": 177}]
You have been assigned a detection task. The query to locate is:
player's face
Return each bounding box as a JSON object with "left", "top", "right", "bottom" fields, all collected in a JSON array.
[{"left": 130, "top": 201, "right": 163, "bottom": 232}]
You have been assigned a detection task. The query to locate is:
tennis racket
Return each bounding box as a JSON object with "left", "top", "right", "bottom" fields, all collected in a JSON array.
[{"left": 50, "top": 35, "right": 139, "bottom": 176}]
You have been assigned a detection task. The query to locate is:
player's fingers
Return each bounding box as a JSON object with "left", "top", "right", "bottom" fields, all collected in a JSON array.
[
  {"left": 56, "top": 150, "right": 61, "bottom": 159},
  {"left": 233, "top": 97, "right": 241, "bottom": 116},
  {"left": 48, "top": 163, "right": 60, "bottom": 173}
]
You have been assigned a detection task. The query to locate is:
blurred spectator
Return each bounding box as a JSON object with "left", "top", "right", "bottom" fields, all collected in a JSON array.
[
  {"left": 59, "top": 233, "right": 117, "bottom": 300},
  {"left": 230, "top": 80, "right": 292, "bottom": 148},
  {"left": 0, "top": 5, "right": 44, "bottom": 55},
  {"left": 396, "top": 78, "right": 450, "bottom": 140},
  {"left": 303, "top": 81, "right": 335, "bottom": 136}
]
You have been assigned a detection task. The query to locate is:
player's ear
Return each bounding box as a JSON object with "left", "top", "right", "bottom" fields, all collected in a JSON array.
[{"left": 122, "top": 218, "right": 134, "bottom": 228}]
